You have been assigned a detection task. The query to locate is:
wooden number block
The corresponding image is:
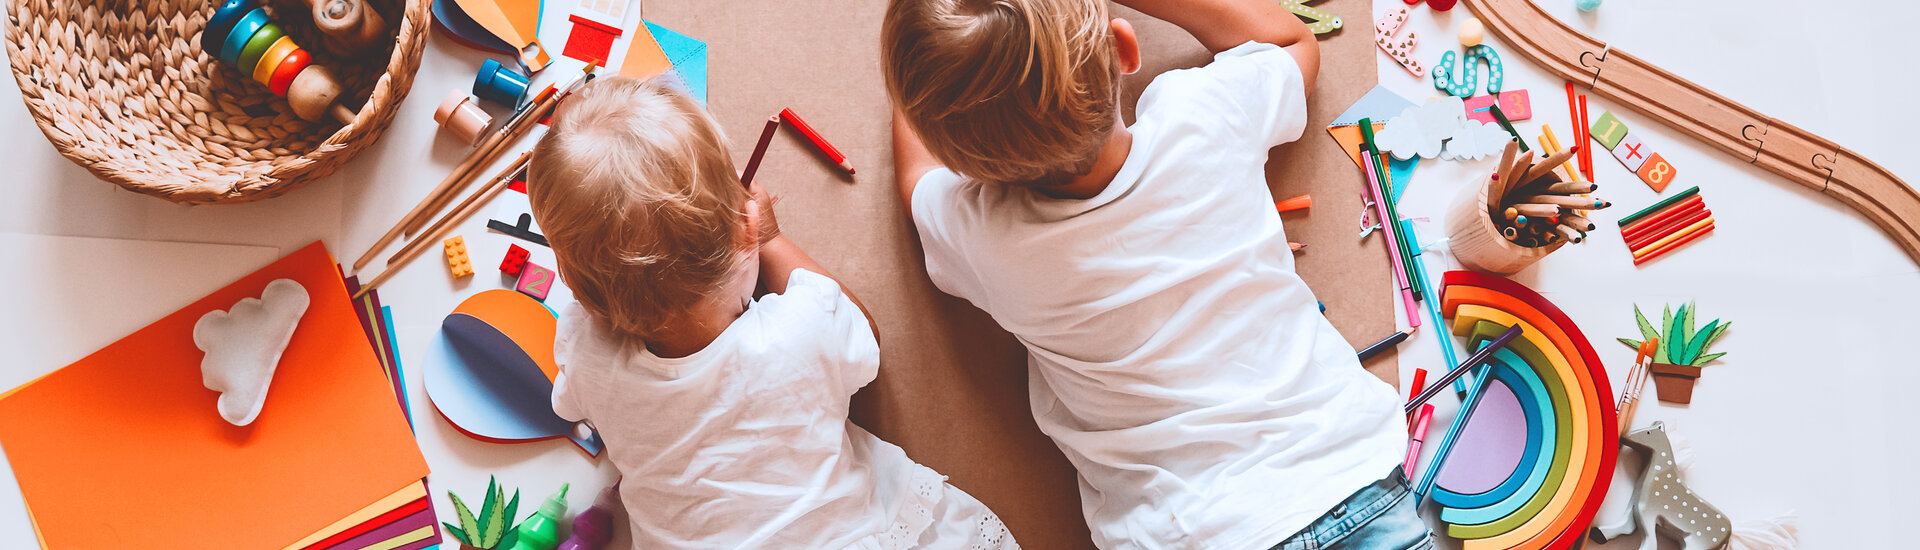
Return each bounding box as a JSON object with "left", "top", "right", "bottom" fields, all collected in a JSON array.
[
  {"left": 515, "top": 261, "right": 556, "bottom": 301},
  {"left": 1610, "top": 133, "right": 1650, "bottom": 172},
  {"left": 1464, "top": 90, "right": 1531, "bottom": 125},
  {"left": 444, "top": 236, "right": 473, "bottom": 278},
  {"left": 1636, "top": 153, "right": 1677, "bottom": 192},
  {"left": 1589, "top": 111, "right": 1629, "bottom": 150}
]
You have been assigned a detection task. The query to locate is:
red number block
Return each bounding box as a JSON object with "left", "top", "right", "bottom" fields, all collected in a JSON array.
[
  {"left": 515, "top": 261, "right": 556, "bottom": 301},
  {"left": 1636, "top": 153, "right": 1677, "bottom": 192}
]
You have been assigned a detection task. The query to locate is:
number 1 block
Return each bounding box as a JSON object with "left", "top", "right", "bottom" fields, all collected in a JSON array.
[
  {"left": 515, "top": 261, "right": 555, "bottom": 301},
  {"left": 1590, "top": 111, "right": 1629, "bottom": 150},
  {"left": 1636, "top": 153, "right": 1677, "bottom": 192}
]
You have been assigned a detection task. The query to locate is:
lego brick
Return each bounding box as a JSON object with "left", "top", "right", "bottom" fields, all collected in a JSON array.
[{"left": 444, "top": 236, "right": 472, "bottom": 278}]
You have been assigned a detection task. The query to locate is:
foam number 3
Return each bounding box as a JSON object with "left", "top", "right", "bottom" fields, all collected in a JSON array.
[
  {"left": 1434, "top": 45, "right": 1504, "bottom": 98},
  {"left": 1375, "top": 7, "right": 1424, "bottom": 76},
  {"left": 1278, "top": 0, "right": 1343, "bottom": 35}
]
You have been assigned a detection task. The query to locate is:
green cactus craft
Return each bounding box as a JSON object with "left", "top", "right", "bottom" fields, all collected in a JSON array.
[
  {"left": 1618, "top": 302, "right": 1729, "bottom": 404},
  {"left": 444, "top": 476, "right": 524, "bottom": 550}
]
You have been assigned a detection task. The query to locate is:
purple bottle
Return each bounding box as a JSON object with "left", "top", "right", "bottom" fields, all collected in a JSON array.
[{"left": 557, "top": 484, "right": 620, "bottom": 550}]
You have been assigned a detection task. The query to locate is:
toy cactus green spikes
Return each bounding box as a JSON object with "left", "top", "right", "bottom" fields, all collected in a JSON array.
[
  {"left": 1618, "top": 302, "right": 1729, "bottom": 404},
  {"left": 445, "top": 476, "right": 524, "bottom": 550}
]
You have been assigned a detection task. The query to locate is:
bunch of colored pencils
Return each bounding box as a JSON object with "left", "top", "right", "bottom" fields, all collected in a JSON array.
[
  {"left": 1488, "top": 139, "right": 1608, "bottom": 248},
  {"left": 1617, "top": 186, "right": 1712, "bottom": 265}
]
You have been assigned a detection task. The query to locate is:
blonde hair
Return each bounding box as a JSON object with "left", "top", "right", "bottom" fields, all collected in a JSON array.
[
  {"left": 527, "top": 76, "right": 750, "bottom": 339},
  {"left": 883, "top": 0, "right": 1120, "bottom": 186}
]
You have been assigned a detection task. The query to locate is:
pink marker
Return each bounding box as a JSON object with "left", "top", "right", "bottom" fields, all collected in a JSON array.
[
  {"left": 1361, "top": 149, "right": 1422, "bottom": 328},
  {"left": 1404, "top": 403, "right": 1435, "bottom": 477}
]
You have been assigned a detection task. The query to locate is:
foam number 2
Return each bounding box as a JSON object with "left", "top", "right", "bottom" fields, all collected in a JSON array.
[
  {"left": 1434, "top": 45, "right": 1504, "bottom": 98},
  {"left": 515, "top": 262, "right": 556, "bottom": 301},
  {"left": 1278, "top": 0, "right": 1343, "bottom": 35},
  {"left": 1374, "top": 7, "right": 1424, "bottom": 76}
]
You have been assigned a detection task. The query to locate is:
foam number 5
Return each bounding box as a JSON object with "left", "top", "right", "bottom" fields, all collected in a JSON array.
[
  {"left": 1278, "top": 0, "right": 1343, "bottom": 35},
  {"left": 1434, "top": 45, "right": 1504, "bottom": 98},
  {"left": 1375, "top": 7, "right": 1424, "bottom": 76}
]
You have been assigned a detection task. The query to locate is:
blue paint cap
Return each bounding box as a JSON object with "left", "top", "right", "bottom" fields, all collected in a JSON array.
[{"left": 474, "top": 58, "right": 531, "bottom": 108}]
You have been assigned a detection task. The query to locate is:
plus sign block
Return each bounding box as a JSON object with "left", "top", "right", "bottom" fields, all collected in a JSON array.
[{"left": 1611, "top": 133, "right": 1649, "bottom": 172}]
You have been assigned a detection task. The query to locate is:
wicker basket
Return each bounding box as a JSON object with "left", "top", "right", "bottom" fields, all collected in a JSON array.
[{"left": 5, "top": 0, "right": 428, "bottom": 204}]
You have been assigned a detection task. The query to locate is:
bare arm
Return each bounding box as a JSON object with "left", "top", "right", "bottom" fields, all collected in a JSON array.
[
  {"left": 752, "top": 184, "right": 881, "bottom": 342},
  {"left": 1115, "top": 0, "right": 1319, "bottom": 92},
  {"left": 892, "top": 108, "right": 943, "bottom": 212}
]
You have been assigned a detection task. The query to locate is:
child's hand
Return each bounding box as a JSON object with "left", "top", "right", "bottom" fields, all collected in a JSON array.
[{"left": 748, "top": 182, "right": 782, "bottom": 246}]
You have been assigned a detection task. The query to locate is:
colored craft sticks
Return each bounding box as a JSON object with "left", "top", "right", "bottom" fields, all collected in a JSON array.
[{"left": 1618, "top": 186, "right": 1713, "bottom": 264}]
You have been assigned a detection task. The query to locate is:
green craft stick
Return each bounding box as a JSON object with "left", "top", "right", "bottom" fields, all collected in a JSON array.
[{"left": 1617, "top": 186, "right": 1702, "bottom": 227}]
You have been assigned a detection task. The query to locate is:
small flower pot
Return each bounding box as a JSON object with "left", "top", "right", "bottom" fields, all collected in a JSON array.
[{"left": 1648, "top": 362, "right": 1703, "bottom": 404}]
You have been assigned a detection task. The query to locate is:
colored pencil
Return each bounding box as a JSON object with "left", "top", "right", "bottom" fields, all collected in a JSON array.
[
  {"left": 1406, "top": 323, "right": 1524, "bottom": 413},
  {"left": 1618, "top": 186, "right": 1703, "bottom": 226},
  {"left": 740, "top": 115, "right": 780, "bottom": 187},
  {"left": 1562, "top": 213, "right": 1596, "bottom": 231},
  {"left": 1545, "top": 182, "right": 1597, "bottom": 195},
  {"left": 1406, "top": 367, "right": 1430, "bottom": 405},
  {"left": 779, "top": 107, "right": 854, "bottom": 174},
  {"left": 1358, "top": 326, "right": 1416, "bottom": 361},
  {"left": 1405, "top": 403, "right": 1435, "bottom": 477},
  {"left": 1577, "top": 94, "right": 1593, "bottom": 181},
  {"left": 1629, "top": 209, "right": 1711, "bottom": 251},
  {"left": 1414, "top": 360, "right": 1499, "bottom": 503},
  {"left": 1508, "top": 203, "right": 1560, "bottom": 218},
  {"left": 1554, "top": 224, "right": 1585, "bottom": 243},
  {"left": 1634, "top": 219, "right": 1715, "bottom": 262},
  {"left": 1362, "top": 147, "right": 1422, "bottom": 328},
  {"left": 1621, "top": 197, "right": 1705, "bottom": 242},
  {"left": 1521, "top": 146, "right": 1580, "bottom": 185},
  {"left": 1520, "top": 195, "right": 1608, "bottom": 209},
  {"left": 1541, "top": 124, "right": 1582, "bottom": 183}
]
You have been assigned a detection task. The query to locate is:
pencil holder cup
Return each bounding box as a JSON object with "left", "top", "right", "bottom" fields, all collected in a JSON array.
[{"left": 1447, "top": 172, "right": 1565, "bottom": 275}]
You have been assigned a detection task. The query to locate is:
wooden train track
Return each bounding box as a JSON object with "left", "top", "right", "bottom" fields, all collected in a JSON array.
[{"left": 1462, "top": 0, "right": 1920, "bottom": 265}]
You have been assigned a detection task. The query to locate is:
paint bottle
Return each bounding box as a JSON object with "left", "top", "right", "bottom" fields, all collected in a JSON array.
[
  {"left": 557, "top": 484, "right": 620, "bottom": 550},
  {"left": 506, "top": 484, "right": 568, "bottom": 550}
]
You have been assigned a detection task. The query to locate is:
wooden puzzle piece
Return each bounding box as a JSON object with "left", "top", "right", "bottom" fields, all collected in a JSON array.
[
  {"left": 1464, "top": 90, "right": 1530, "bottom": 125},
  {"left": 1375, "top": 7, "right": 1425, "bottom": 76},
  {"left": 1277, "top": 0, "right": 1343, "bottom": 35},
  {"left": 1618, "top": 423, "right": 1731, "bottom": 550},
  {"left": 1434, "top": 45, "right": 1504, "bottom": 98}
]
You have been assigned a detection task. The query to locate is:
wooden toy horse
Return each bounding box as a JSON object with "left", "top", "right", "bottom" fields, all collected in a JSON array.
[{"left": 1612, "top": 422, "right": 1731, "bottom": 550}]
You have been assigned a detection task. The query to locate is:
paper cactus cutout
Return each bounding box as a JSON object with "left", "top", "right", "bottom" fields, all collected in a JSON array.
[
  {"left": 1618, "top": 302, "right": 1729, "bottom": 367},
  {"left": 193, "top": 278, "right": 310, "bottom": 426},
  {"left": 445, "top": 477, "right": 523, "bottom": 549},
  {"left": 1277, "top": 0, "right": 1343, "bottom": 35}
]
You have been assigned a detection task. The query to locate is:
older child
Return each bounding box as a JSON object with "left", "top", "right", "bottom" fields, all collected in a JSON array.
[
  {"left": 884, "top": 0, "right": 1427, "bottom": 548},
  {"left": 530, "top": 76, "right": 1016, "bottom": 549}
]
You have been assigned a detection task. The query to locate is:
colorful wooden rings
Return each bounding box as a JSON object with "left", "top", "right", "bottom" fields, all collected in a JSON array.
[
  {"left": 200, "top": 0, "right": 355, "bottom": 123},
  {"left": 236, "top": 22, "right": 285, "bottom": 73},
  {"left": 203, "top": 0, "right": 258, "bottom": 53},
  {"left": 219, "top": 8, "right": 270, "bottom": 65},
  {"left": 268, "top": 49, "right": 313, "bottom": 96}
]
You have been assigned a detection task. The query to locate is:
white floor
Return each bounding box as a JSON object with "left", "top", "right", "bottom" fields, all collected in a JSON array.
[{"left": 0, "top": 0, "right": 1914, "bottom": 548}]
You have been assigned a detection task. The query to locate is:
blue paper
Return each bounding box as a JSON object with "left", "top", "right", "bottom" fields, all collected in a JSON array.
[
  {"left": 1389, "top": 157, "right": 1419, "bottom": 203},
  {"left": 426, "top": 311, "right": 604, "bottom": 455},
  {"left": 1333, "top": 85, "right": 1417, "bottom": 127},
  {"left": 646, "top": 21, "right": 708, "bottom": 104}
]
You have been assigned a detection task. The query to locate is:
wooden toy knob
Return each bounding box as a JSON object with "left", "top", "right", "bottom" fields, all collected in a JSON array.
[
  {"left": 302, "top": 0, "right": 387, "bottom": 55},
  {"left": 286, "top": 65, "right": 357, "bottom": 125}
]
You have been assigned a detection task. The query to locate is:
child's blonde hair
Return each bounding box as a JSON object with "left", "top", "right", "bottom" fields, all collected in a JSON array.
[
  {"left": 883, "top": 0, "right": 1119, "bottom": 186},
  {"left": 528, "top": 76, "right": 750, "bottom": 338}
]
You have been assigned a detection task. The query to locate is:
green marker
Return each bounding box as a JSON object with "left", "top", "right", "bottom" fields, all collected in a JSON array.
[
  {"left": 1488, "top": 104, "right": 1529, "bottom": 153},
  {"left": 507, "top": 484, "right": 569, "bottom": 550},
  {"left": 1359, "top": 118, "right": 1426, "bottom": 301}
]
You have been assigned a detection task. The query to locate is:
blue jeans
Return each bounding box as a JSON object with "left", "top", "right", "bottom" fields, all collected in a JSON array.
[{"left": 1268, "top": 469, "right": 1433, "bottom": 550}]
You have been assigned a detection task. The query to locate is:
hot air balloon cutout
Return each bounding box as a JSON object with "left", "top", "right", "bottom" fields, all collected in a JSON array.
[
  {"left": 1427, "top": 271, "right": 1618, "bottom": 550},
  {"left": 426, "top": 289, "right": 602, "bottom": 455}
]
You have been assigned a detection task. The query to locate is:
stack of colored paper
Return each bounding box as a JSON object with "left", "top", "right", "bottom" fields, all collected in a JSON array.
[
  {"left": 0, "top": 243, "right": 436, "bottom": 549},
  {"left": 345, "top": 274, "right": 414, "bottom": 426}
]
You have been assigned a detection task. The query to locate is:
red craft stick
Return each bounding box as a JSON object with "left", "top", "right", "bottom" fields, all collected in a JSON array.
[
  {"left": 1633, "top": 222, "right": 1714, "bottom": 265},
  {"left": 1620, "top": 196, "right": 1705, "bottom": 243},
  {"left": 779, "top": 107, "right": 854, "bottom": 174},
  {"left": 1577, "top": 94, "right": 1593, "bottom": 182},
  {"left": 740, "top": 115, "right": 780, "bottom": 187},
  {"left": 1628, "top": 208, "right": 1711, "bottom": 251}
]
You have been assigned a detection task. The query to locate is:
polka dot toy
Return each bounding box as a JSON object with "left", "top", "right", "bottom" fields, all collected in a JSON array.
[
  {"left": 1616, "top": 423, "right": 1731, "bottom": 550},
  {"left": 1435, "top": 44, "right": 1505, "bottom": 98},
  {"left": 202, "top": 0, "right": 358, "bottom": 124}
]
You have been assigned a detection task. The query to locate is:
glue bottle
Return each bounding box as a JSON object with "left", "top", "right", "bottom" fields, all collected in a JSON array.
[
  {"left": 557, "top": 484, "right": 621, "bottom": 550},
  {"left": 506, "top": 484, "right": 569, "bottom": 550}
]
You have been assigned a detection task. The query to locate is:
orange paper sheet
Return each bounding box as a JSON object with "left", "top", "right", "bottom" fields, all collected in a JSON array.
[
  {"left": 618, "top": 22, "right": 672, "bottom": 80},
  {"left": 1326, "top": 122, "right": 1388, "bottom": 170},
  {"left": 0, "top": 242, "right": 430, "bottom": 549}
]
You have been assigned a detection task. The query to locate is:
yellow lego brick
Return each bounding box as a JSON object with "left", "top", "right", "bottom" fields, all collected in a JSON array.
[{"left": 444, "top": 235, "right": 472, "bottom": 278}]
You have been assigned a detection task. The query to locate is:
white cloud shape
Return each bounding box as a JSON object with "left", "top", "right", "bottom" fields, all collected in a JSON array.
[
  {"left": 1375, "top": 96, "right": 1514, "bottom": 161},
  {"left": 194, "top": 278, "right": 310, "bottom": 426}
]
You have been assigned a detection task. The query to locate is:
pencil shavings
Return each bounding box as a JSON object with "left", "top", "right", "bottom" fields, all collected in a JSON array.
[
  {"left": 193, "top": 278, "right": 310, "bottom": 426},
  {"left": 1375, "top": 97, "right": 1511, "bottom": 161}
]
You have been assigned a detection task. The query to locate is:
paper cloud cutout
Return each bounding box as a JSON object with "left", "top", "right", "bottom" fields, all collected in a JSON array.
[
  {"left": 1375, "top": 96, "right": 1512, "bottom": 161},
  {"left": 194, "top": 278, "right": 310, "bottom": 426}
]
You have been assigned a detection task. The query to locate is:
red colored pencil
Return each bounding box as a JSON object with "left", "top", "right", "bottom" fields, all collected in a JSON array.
[
  {"left": 1633, "top": 222, "right": 1714, "bottom": 265},
  {"left": 1577, "top": 94, "right": 1593, "bottom": 181},
  {"left": 1628, "top": 208, "right": 1711, "bottom": 251},
  {"left": 1621, "top": 197, "right": 1705, "bottom": 243},
  {"left": 779, "top": 107, "right": 855, "bottom": 174},
  {"left": 740, "top": 115, "right": 780, "bottom": 187}
]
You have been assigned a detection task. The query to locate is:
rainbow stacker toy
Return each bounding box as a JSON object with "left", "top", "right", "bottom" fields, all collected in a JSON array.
[{"left": 202, "top": 0, "right": 372, "bottom": 124}]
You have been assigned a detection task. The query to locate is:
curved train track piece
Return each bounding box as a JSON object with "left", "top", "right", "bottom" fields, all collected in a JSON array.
[{"left": 1463, "top": 0, "right": 1920, "bottom": 264}]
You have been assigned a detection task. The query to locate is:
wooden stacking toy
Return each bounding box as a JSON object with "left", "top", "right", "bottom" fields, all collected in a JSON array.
[{"left": 203, "top": 0, "right": 365, "bottom": 124}]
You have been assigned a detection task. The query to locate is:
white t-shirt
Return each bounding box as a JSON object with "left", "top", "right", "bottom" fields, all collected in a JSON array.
[
  {"left": 910, "top": 42, "right": 1406, "bottom": 549},
  {"left": 551, "top": 269, "right": 934, "bottom": 549}
]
